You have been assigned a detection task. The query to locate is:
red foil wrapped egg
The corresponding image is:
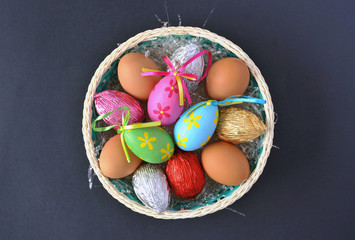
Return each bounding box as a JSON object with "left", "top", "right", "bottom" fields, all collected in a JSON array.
[
  {"left": 94, "top": 90, "right": 145, "bottom": 130},
  {"left": 166, "top": 151, "right": 205, "bottom": 199}
]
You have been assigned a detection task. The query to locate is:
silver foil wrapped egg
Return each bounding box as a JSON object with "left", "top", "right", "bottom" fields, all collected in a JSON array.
[
  {"left": 132, "top": 164, "right": 170, "bottom": 213},
  {"left": 170, "top": 44, "right": 204, "bottom": 91}
]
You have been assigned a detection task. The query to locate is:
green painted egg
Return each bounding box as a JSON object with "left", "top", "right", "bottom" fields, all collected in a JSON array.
[{"left": 123, "top": 127, "right": 174, "bottom": 164}]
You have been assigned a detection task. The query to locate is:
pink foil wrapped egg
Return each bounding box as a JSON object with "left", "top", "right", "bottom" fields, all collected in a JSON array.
[
  {"left": 147, "top": 75, "right": 184, "bottom": 126},
  {"left": 94, "top": 90, "right": 145, "bottom": 130}
]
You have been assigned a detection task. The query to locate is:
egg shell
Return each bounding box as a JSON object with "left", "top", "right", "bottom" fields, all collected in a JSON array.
[
  {"left": 99, "top": 134, "right": 142, "bottom": 179},
  {"left": 174, "top": 103, "right": 218, "bottom": 151},
  {"left": 94, "top": 90, "right": 145, "bottom": 131},
  {"left": 148, "top": 75, "right": 184, "bottom": 126},
  {"left": 117, "top": 53, "right": 161, "bottom": 100},
  {"left": 201, "top": 141, "right": 250, "bottom": 186},
  {"left": 123, "top": 127, "right": 174, "bottom": 164},
  {"left": 206, "top": 58, "right": 250, "bottom": 100}
]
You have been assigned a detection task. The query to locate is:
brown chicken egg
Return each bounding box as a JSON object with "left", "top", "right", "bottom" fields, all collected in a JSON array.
[
  {"left": 117, "top": 53, "right": 161, "bottom": 100},
  {"left": 99, "top": 134, "right": 142, "bottom": 179},
  {"left": 201, "top": 141, "right": 250, "bottom": 185},
  {"left": 206, "top": 58, "right": 250, "bottom": 100}
]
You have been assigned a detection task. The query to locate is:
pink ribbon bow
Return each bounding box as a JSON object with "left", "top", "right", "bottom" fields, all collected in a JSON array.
[{"left": 141, "top": 50, "right": 212, "bottom": 106}]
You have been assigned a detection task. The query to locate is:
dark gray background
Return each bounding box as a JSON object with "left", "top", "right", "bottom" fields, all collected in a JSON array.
[{"left": 0, "top": 0, "right": 354, "bottom": 239}]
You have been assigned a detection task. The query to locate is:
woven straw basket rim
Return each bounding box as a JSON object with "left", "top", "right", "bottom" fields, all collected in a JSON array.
[{"left": 82, "top": 26, "right": 274, "bottom": 219}]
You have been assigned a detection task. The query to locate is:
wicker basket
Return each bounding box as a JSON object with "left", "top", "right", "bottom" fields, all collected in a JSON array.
[{"left": 82, "top": 26, "right": 274, "bottom": 219}]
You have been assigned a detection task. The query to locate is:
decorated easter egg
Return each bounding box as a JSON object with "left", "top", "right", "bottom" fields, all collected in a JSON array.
[
  {"left": 174, "top": 103, "right": 218, "bottom": 151},
  {"left": 94, "top": 90, "right": 145, "bottom": 131},
  {"left": 144, "top": 50, "right": 212, "bottom": 126},
  {"left": 170, "top": 44, "right": 204, "bottom": 91},
  {"left": 133, "top": 164, "right": 170, "bottom": 213},
  {"left": 147, "top": 75, "right": 184, "bottom": 126},
  {"left": 123, "top": 127, "right": 174, "bottom": 164},
  {"left": 117, "top": 53, "right": 161, "bottom": 100}
]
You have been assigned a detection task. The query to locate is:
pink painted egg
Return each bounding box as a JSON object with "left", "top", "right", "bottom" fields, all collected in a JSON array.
[
  {"left": 94, "top": 90, "right": 145, "bottom": 130},
  {"left": 147, "top": 75, "right": 184, "bottom": 126}
]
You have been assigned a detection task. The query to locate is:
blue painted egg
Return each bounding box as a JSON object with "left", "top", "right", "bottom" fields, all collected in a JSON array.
[{"left": 174, "top": 102, "right": 219, "bottom": 151}]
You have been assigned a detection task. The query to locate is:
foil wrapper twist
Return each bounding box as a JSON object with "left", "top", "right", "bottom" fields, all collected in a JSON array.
[{"left": 132, "top": 164, "right": 171, "bottom": 213}]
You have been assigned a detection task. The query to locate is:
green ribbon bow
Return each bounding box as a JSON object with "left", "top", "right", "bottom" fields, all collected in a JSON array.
[{"left": 92, "top": 106, "right": 161, "bottom": 162}]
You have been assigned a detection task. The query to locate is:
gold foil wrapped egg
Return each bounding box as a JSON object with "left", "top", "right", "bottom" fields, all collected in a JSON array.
[{"left": 216, "top": 108, "right": 266, "bottom": 143}]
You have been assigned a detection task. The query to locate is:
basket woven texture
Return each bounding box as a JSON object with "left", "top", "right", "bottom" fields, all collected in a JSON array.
[{"left": 82, "top": 26, "right": 274, "bottom": 219}]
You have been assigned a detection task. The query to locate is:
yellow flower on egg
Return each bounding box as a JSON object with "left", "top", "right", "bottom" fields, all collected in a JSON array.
[
  {"left": 183, "top": 111, "right": 202, "bottom": 130},
  {"left": 160, "top": 143, "right": 173, "bottom": 160},
  {"left": 201, "top": 135, "right": 211, "bottom": 146},
  {"left": 213, "top": 110, "right": 218, "bottom": 126},
  {"left": 176, "top": 134, "right": 188, "bottom": 148},
  {"left": 138, "top": 132, "right": 156, "bottom": 150}
]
